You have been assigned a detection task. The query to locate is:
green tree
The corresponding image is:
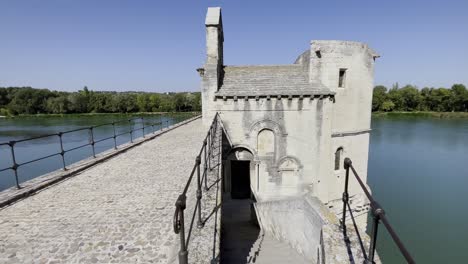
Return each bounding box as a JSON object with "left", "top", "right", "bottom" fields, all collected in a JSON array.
[
  {"left": 159, "top": 94, "right": 175, "bottom": 112},
  {"left": 136, "top": 94, "right": 150, "bottom": 112},
  {"left": 192, "top": 92, "right": 201, "bottom": 111},
  {"left": 380, "top": 100, "right": 395, "bottom": 112},
  {"left": 429, "top": 88, "right": 452, "bottom": 112},
  {"left": 46, "top": 95, "right": 69, "bottom": 114},
  {"left": 174, "top": 93, "right": 188, "bottom": 111},
  {"left": 399, "top": 85, "right": 421, "bottom": 111},
  {"left": 88, "top": 92, "right": 112, "bottom": 113},
  {"left": 372, "top": 85, "right": 387, "bottom": 111},
  {"left": 419, "top": 87, "right": 432, "bottom": 111},
  {"left": 7, "top": 88, "right": 52, "bottom": 114},
  {"left": 0, "top": 88, "right": 9, "bottom": 106},
  {"left": 149, "top": 94, "right": 162, "bottom": 111},
  {"left": 450, "top": 84, "right": 468, "bottom": 111},
  {"left": 110, "top": 93, "right": 137, "bottom": 113},
  {"left": 387, "top": 88, "right": 404, "bottom": 111},
  {"left": 68, "top": 93, "right": 88, "bottom": 113}
]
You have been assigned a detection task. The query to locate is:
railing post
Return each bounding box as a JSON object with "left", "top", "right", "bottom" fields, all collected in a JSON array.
[
  {"left": 174, "top": 194, "right": 188, "bottom": 264},
  {"left": 196, "top": 156, "right": 204, "bottom": 228},
  {"left": 112, "top": 122, "right": 117, "bottom": 150},
  {"left": 203, "top": 139, "right": 208, "bottom": 191},
  {"left": 9, "top": 141, "right": 20, "bottom": 189},
  {"left": 159, "top": 115, "right": 163, "bottom": 130},
  {"left": 207, "top": 130, "right": 212, "bottom": 171},
  {"left": 366, "top": 203, "right": 384, "bottom": 264},
  {"left": 342, "top": 158, "right": 352, "bottom": 234},
  {"left": 218, "top": 121, "right": 222, "bottom": 174},
  {"left": 89, "top": 127, "right": 96, "bottom": 158},
  {"left": 129, "top": 120, "right": 133, "bottom": 143},
  {"left": 58, "top": 133, "right": 67, "bottom": 170},
  {"left": 142, "top": 117, "right": 145, "bottom": 138},
  {"left": 210, "top": 124, "right": 214, "bottom": 149}
]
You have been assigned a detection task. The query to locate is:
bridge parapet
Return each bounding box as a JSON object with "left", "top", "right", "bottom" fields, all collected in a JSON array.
[
  {"left": 0, "top": 115, "right": 198, "bottom": 209},
  {"left": 172, "top": 113, "right": 224, "bottom": 263},
  {"left": 0, "top": 117, "right": 212, "bottom": 263}
]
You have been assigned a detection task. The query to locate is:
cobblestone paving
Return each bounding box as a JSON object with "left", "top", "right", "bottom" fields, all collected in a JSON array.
[{"left": 0, "top": 119, "right": 205, "bottom": 264}]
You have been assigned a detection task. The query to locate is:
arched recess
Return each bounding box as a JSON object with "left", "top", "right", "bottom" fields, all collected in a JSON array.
[
  {"left": 276, "top": 156, "right": 303, "bottom": 190},
  {"left": 248, "top": 119, "right": 287, "bottom": 138},
  {"left": 225, "top": 147, "right": 255, "bottom": 199},
  {"left": 248, "top": 119, "right": 287, "bottom": 161},
  {"left": 334, "top": 147, "right": 344, "bottom": 171},
  {"left": 257, "top": 129, "right": 275, "bottom": 156}
]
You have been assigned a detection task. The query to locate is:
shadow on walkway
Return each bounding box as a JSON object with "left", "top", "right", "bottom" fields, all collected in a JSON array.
[{"left": 220, "top": 194, "right": 260, "bottom": 264}]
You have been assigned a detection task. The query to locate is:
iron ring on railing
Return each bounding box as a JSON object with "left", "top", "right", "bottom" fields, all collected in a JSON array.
[{"left": 174, "top": 194, "right": 186, "bottom": 234}]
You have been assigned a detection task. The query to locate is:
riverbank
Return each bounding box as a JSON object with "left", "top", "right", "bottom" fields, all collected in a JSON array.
[
  {"left": 372, "top": 111, "right": 468, "bottom": 119},
  {"left": 0, "top": 112, "right": 199, "bottom": 119}
]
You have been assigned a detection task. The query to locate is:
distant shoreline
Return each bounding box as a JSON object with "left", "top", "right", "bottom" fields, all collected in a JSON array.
[
  {"left": 2, "top": 111, "right": 466, "bottom": 119},
  {"left": 0, "top": 112, "right": 199, "bottom": 119},
  {"left": 372, "top": 111, "right": 468, "bottom": 119}
]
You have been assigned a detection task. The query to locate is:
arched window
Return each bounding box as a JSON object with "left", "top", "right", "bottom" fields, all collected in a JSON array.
[
  {"left": 335, "top": 147, "right": 343, "bottom": 171},
  {"left": 257, "top": 129, "right": 275, "bottom": 156}
]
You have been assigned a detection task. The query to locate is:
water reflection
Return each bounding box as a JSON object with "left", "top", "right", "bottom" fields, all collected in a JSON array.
[{"left": 368, "top": 116, "right": 468, "bottom": 263}]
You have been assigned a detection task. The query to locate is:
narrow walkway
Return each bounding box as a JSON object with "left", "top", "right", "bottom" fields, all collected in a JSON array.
[
  {"left": 220, "top": 195, "right": 308, "bottom": 264},
  {"left": 0, "top": 119, "right": 205, "bottom": 264},
  {"left": 220, "top": 196, "right": 260, "bottom": 264}
]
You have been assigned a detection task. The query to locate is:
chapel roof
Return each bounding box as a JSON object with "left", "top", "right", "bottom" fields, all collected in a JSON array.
[{"left": 215, "top": 64, "right": 332, "bottom": 97}]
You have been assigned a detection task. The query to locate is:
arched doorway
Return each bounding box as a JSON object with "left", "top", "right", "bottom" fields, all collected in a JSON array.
[
  {"left": 221, "top": 147, "right": 260, "bottom": 263},
  {"left": 225, "top": 147, "right": 254, "bottom": 199}
]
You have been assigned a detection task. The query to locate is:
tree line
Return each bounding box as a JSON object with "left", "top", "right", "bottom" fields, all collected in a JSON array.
[
  {"left": 0, "top": 87, "right": 201, "bottom": 116},
  {"left": 2, "top": 83, "right": 467, "bottom": 116},
  {"left": 372, "top": 83, "right": 468, "bottom": 112}
]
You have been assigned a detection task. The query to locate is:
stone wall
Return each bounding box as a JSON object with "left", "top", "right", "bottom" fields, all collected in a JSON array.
[
  {"left": 200, "top": 7, "right": 378, "bottom": 222},
  {"left": 213, "top": 97, "right": 333, "bottom": 202},
  {"left": 254, "top": 193, "right": 379, "bottom": 263}
]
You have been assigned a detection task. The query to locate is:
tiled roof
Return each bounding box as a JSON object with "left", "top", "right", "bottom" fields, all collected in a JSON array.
[{"left": 215, "top": 65, "right": 332, "bottom": 97}]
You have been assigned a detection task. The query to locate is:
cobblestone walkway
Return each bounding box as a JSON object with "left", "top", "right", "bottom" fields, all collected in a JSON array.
[{"left": 0, "top": 119, "right": 205, "bottom": 264}]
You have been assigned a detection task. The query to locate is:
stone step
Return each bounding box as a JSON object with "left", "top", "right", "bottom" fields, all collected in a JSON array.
[{"left": 246, "top": 233, "right": 309, "bottom": 264}]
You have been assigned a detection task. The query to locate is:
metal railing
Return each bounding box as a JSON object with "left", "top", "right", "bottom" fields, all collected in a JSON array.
[
  {"left": 341, "top": 158, "right": 415, "bottom": 264},
  {"left": 0, "top": 116, "right": 177, "bottom": 189},
  {"left": 173, "top": 113, "right": 222, "bottom": 264}
]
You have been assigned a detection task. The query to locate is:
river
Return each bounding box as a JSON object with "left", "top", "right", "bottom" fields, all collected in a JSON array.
[
  {"left": 0, "top": 113, "right": 195, "bottom": 191},
  {"left": 368, "top": 116, "right": 468, "bottom": 263},
  {"left": 0, "top": 114, "right": 467, "bottom": 263}
]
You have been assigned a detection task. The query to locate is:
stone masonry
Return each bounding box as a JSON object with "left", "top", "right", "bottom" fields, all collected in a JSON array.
[{"left": 0, "top": 119, "right": 206, "bottom": 264}]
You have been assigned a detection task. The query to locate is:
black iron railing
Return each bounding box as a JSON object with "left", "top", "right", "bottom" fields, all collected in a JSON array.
[
  {"left": 173, "top": 113, "right": 222, "bottom": 264},
  {"left": 341, "top": 158, "right": 415, "bottom": 264},
  {"left": 0, "top": 116, "right": 178, "bottom": 189}
]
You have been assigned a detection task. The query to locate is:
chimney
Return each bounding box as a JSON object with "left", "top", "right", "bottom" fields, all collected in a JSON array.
[
  {"left": 205, "top": 7, "right": 223, "bottom": 68},
  {"left": 201, "top": 7, "right": 224, "bottom": 125}
]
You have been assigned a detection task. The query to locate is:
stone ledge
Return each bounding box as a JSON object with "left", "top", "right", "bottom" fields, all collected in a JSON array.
[{"left": 0, "top": 115, "right": 201, "bottom": 209}]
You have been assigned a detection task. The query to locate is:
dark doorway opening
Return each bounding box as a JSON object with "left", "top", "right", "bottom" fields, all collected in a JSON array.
[
  {"left": 230, "top": 160, "right": 251, "bottom": 199},
  {"left": 220, "top": 158, "right": 260, "bottom": 263}
]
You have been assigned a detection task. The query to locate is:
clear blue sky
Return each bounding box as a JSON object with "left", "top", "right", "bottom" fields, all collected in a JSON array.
[{"left": 0, "top": 0, "right": 467, "bottom": 92}]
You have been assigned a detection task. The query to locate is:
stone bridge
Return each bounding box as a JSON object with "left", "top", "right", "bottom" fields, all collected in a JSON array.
[{"left": 0, "top": 117, "right": 375, "bottom": 264}]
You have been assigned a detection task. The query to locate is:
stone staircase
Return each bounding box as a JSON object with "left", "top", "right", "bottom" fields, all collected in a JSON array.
[
  {"left": 246, "top": 232, "right": 309, "bottom": 264},
  {"left": 220, "top": 196, "right": 309, "bottom": 264}
]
